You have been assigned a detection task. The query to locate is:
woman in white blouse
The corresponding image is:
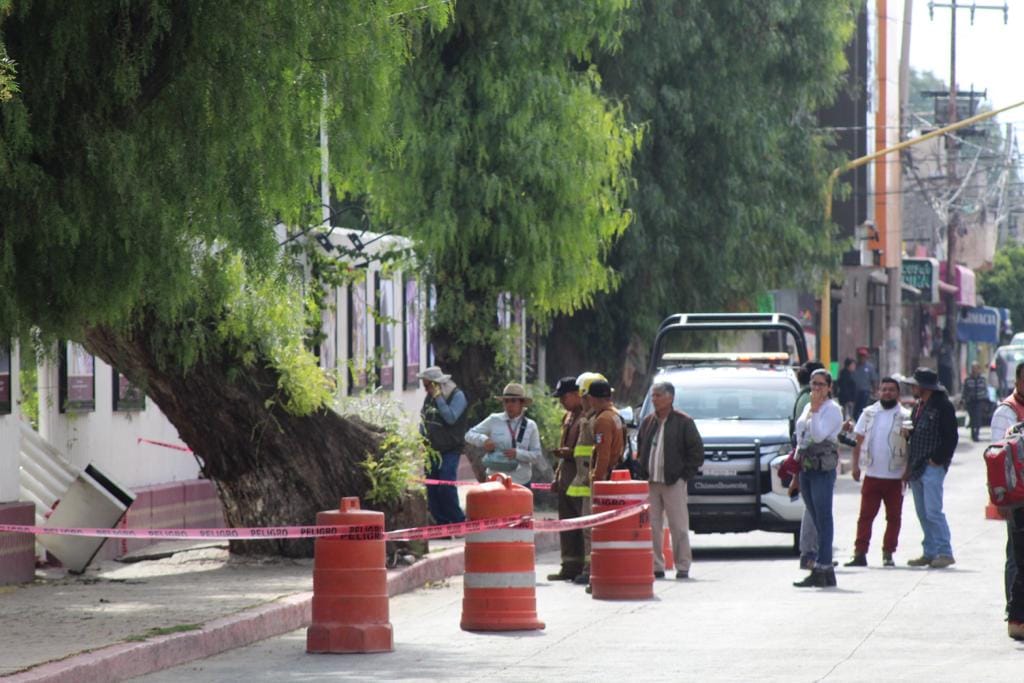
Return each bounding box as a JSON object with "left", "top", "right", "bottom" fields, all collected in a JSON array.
[{"left": 793, "top": 368, "right": 843, "bottom": 588}]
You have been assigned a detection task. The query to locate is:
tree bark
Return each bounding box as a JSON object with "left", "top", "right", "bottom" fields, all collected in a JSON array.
[{"left": 83, "top": 320, "right": 423, "bottom": 557}]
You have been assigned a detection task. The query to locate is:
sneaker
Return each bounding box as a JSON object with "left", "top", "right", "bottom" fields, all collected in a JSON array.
[
  {"left": 572, "top": 571, "right": 590, "bottom": 585},
  {"left": 907, "top": 555, "right": 934, "bottom": 567},
  {"left": 821, "top": 566, "right": 837, "bottom": 587},
  {"left": 676, "top": 570, "right": 688, "bottom": 579},
  {"left": 844, "top": 554, "right": 867, "bottom": 567},
  {"left": 882, "top": 552, "right": 895, "bottom": 567},
  {"left": 1009, "top": 621, "right": 1024, "bottom": 640},
  {"left": 930, "top": 555, "right": 956, "bottom": 569},
  {"left": 653, "top": 570, "right": 665, "bottom": 579},
  {"left": 793, "top": 569, "right": 825, "bottom": 588}
]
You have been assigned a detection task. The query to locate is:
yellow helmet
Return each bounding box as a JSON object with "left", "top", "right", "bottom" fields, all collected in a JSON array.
[{"left": 575, "top": 372, "right": 608, "bottom": 397}]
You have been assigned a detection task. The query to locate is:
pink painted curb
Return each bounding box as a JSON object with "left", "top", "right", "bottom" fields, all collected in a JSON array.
[{"left": 5, "top": 531, "right": 560, "bottom": 682}]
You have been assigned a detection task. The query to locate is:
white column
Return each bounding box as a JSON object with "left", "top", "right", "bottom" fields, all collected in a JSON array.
[{"left": 0, "top": 342, "right": 21, "bottom": 502}]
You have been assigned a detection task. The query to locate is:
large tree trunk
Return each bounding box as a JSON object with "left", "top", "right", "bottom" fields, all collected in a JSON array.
[{"left": 83, "top": 320, "right": 424, "bottom": 557}]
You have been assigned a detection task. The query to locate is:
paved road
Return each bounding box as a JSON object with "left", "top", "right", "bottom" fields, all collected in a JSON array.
[{"left": 136, "top": 429, "right": 1021, "bottom": 682}]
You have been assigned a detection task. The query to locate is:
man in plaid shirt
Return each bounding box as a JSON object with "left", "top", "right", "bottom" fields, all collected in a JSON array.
[{"left": 901, "top": 368, "right": 959, "bottom": 569}]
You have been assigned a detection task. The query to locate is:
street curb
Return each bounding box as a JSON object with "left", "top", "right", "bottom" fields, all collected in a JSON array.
[{"left": 5, "top": 531, "right": 560, "bottom": 682}]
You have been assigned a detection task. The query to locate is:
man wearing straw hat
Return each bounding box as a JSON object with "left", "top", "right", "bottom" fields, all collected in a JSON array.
[
  {"left": 465, "top": 383, "right": 542, "bottom": 487},
  {"left": 418, "top": 366, "right": 469, "bottom": 525}
]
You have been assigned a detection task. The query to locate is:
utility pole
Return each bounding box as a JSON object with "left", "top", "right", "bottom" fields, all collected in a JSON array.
[{"left": 927, "top": 0, "right": 1008, "bottom": 393}]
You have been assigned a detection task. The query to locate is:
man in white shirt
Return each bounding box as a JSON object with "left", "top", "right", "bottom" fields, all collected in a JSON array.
[
  {"left": 464, "top": 383, "right": 542, "bottom": 486},
  {"left": 844, "top": 377, "right": 911, "bottom": 567}
]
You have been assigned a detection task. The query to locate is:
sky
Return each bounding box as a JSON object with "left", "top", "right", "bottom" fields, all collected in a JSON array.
[{"left": 908, "top": 0, "right": 1023, "bottom": 135}]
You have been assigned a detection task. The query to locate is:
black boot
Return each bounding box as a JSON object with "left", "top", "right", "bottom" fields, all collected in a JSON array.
[
  {"left": 821, "top": 566, "right": 837, "bottom": 587},
  {"left": 793, "top": 568, "right": 823, "bottom": 588}
]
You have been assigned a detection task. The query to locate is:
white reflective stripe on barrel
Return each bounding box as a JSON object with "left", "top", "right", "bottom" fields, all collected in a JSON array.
[
  {"left": 591, "top": 540, "right": 652, "bottom": 550},
  {"left": 464, "top": 571, "right": 537, "bottom": 588},
  {"left": 464, "top": 528, "right": 535, "bottom": 544}
]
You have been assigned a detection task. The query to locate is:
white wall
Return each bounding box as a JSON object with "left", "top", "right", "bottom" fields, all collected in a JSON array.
[
  {"left": 37, "top": 355, "right": 200, "bottom": 491},
  {"left": 0, "top": 343, "right": 21, "bottom": 502}
]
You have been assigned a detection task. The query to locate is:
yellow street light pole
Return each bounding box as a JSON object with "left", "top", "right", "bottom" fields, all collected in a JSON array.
[{"left": 819, "top": 98, "right": 1024, "bottom": 366}]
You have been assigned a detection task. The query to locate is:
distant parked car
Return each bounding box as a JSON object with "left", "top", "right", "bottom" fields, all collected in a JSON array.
[{"left": 990, "top": 345, "right": 1024, "bottom": 398}]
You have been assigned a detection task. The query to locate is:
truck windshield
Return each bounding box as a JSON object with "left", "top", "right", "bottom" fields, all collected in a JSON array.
[{"left": 670, "top": 377, "right": 797, "bottom": 420}]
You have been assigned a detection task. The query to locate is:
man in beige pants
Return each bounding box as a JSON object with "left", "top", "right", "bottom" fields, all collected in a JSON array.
[{"left": 636, "top": 381, "right": 705, "bottom": 579}]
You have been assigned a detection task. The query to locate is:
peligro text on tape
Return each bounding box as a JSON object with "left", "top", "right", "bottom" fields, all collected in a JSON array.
[{"left": 531, "top": 502, "right": 648, "bottom": 532}]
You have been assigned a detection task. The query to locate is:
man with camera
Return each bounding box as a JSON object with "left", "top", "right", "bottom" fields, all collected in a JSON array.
[
  {"left": 843, "top": 377, "right": 911, "bottom": 568},
  {"left": 418, "top": 366, "right": 469, "bottom": 525}
]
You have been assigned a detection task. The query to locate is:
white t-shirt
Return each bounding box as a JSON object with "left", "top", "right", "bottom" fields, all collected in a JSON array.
[{"left": 855, "top": 405, "right": 901, "bottom": 479}]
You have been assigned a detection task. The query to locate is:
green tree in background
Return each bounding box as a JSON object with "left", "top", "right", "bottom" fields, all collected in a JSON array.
[
  {"left": 547, "top": 0, "right": 858, "bottom": 398},
  {"left": 0, "top": 0, "right": 449, "bottom": 555},
  {"left": 979, "top": 246, "right": 1024, "bottom": 341},
  {"left": 373, "top": 0, "right": 638, "bottom": 409}
]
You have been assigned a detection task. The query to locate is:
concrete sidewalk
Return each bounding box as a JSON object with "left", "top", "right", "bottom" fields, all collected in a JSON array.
[{"left": 0, "top": 519, "right": 558, "bottom": 682}]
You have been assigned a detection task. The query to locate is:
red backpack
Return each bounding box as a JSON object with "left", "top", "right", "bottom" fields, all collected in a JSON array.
[{"left": 984, "top": 433, "right": 1024, "bottom": 509}]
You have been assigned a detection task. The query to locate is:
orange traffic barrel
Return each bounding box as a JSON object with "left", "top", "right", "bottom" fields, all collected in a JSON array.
[
  {"left": 461, "top": 473, "right": 544, "bottom": 631},
  {"left": 590, "top": 470, "right": 653, "bottom": 600},
  {"left": 306, "top": 497, "right": 393, "bottom": 653}
]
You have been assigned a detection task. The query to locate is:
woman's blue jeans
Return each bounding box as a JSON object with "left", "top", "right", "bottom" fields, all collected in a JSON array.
[{"left": 799, "top": 468, "right": 837, "bottom": 568}]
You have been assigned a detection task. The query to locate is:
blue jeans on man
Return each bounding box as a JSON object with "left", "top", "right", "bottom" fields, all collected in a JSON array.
[
  {"left": 427, "top": 450, "right": 465, "bottom": 525},
  {"left": 799, "top": 468, "right": 837, "bottom": 567},
  {"left": 909, "top": 465, "right": 952, "bottom": 558}
]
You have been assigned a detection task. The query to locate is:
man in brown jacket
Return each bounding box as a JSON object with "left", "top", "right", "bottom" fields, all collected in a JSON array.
[
  {"left": 588, "top": 380, "right": 625, "bottom": 483},
  {"left": 548, "top": 377, "right": 585, "bottom": 581},
  {"left": 637, "top": 381, "right": 704, "bottom": 579}
]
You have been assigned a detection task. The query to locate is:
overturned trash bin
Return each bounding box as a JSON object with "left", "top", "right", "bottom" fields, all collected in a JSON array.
[{"left": 41, "top": 463, "right": 135, "bottom": 573}]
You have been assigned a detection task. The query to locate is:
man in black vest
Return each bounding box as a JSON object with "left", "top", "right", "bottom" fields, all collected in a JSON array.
[{"left": 418, "top": 366, "right": 468, "bottom": 525}]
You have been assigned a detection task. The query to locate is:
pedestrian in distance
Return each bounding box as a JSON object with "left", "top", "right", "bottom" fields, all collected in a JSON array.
[
  {"left": 418, "top": 366, "right": 469, "bottom": 526},
  {"left": 853, "top": 347, "right": 879, "bottom": 420},
  {"left": 636, "top": 381, "right": 704, "bottom": 580},
  {"left": 901, "top": 367, "right": 958, "bottom": 569},
  {"left": 962, "top": 362, "right": 989, "bottom": 443},
  {"left": 837, "top": 358, "right": 858, "bottom": 420},
  {"left": 988, "top": 361, "right": 1024, "bottom": 639},
  {"left": 793, "top": 369, "right": 843, "bottom": 588},
  {"left": 547, "top": 376, "right": 586, "bottom": 582},
  {"left": 844, "top": 377, "right": 911, "bottom": 568},
  {"left": 464, "top": 383, "right": 542, "bottom": 487}
]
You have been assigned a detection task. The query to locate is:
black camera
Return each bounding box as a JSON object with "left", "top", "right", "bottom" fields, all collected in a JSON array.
[{"left": 837, "top": 432, "right": 857, "bottom": 448}]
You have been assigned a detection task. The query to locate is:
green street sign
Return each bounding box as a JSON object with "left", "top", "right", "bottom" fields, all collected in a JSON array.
[{"left": 902, "top": 258, "right": 939, "bottom": 303}]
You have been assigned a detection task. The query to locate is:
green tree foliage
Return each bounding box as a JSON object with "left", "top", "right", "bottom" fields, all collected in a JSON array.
[
  {"left": 548, "top": 0, "right": 858, "bottom": 396},
  {"left": 372, "top": 0, "right": 639, "bottom": 406},
  {"left": 979, "top": 246, "right": 1024, "bottom": 339},
  {"left": 0, "top": 0, "right": 449, "bottom": 554}
]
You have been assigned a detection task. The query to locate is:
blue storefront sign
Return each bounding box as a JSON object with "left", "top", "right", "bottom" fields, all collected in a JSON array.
[{"left": 957, "top": 306, "right": 1000, "bottom": 344}]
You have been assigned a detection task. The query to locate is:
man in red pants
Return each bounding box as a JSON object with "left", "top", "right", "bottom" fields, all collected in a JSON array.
[{"left": 844, "top": 377, "right": 911, "bottom": 567}]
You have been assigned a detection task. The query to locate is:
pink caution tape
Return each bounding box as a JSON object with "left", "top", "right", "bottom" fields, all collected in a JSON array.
[
  {"left": 419, "top": 478, "right": 553, "bottom": 491},
  {"left": 531, "top": 502, "right": 649, "bottom": 532},
  {"left": 137, "top": 437, "right": 193, "bottom": 453},
  {"left": 0, "top": 515, "right": 529, "bottom": 543}
]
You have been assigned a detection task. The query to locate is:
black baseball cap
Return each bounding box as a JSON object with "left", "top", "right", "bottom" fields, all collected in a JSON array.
[
  {"left": 588, "top": 380, "right": 613, "bottom": 399},
  {"left": 553, "top": 376, "right": 579, "bottom": 397}
]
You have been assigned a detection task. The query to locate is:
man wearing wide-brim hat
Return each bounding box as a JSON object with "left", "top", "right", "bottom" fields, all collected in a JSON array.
[
  {"left": 417, "top": 366, "right": 469, "bottom": 526},
  {"left": 464, "top": 383, "right": 542, "bottom": 487},
  {"left": 900, "top": 367, "right": 959, "bottom": 569}
]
